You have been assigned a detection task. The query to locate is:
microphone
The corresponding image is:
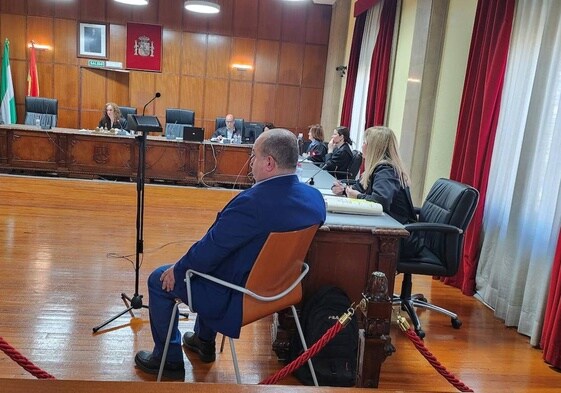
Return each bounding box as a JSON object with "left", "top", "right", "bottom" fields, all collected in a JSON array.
[
  {"left": 142, "top": 92, "right": 161, "bottom": 116},
  {"left": 306, "top": 163, "right": 327, "bottom": 186}
]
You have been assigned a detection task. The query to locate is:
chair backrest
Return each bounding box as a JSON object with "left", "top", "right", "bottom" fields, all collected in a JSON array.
[
  {"left": 241, "top": 224, "right": 320, "bottom": 326},
  {"left": 414, "top": 178, "right": 479, "bottom": 275},
  {"left": 24, "top": 96, "right": 58, "bottom": 127},
  {"left": 166, "top": 108, "right": 195, "bottom": 126},
  {"left": 346, "top": 150, "right": 363, "bottom": 179},
  {"left": 165, "top": 109, "right": 195, "bottom": 139},
  {"left": 119, "top": 106, "right": 137, "bottom": 119},
  {"left": 215, "top": 117, "right": 244, "bottom": 133}
]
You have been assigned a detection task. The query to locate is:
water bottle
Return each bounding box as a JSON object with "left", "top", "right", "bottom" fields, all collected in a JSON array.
[
  {"left": 296, "top": 162, "right": 304, "bottom": 182},
  {"left": 35, "top": 118, "right": 41, "bottom": 128},
  {"left": 297, "top": 133, "right": 304, "bottom": 155}
]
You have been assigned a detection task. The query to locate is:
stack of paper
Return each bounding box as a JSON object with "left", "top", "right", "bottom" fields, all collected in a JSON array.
[{"left": 324, "top": 195, "right": 383, "bottom": 216}]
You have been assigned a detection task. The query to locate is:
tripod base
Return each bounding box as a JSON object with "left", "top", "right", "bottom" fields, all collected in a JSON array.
[
  {"left": 93, "top": 292, "right": 189, "bottom": 333},
  {"left": 93, "top": 293, "right": 147, "bottom": 333}
]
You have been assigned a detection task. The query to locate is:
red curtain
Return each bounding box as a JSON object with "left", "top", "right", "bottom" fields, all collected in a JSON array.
[
  {"left": 542, "top": 232, "right": 561, "bottom": 368},
  {"left": 340, "top": 13, "right": 366, "bottom": 127},
  {"left": 364, "top": 0, "right": 397, "bottom": 127},
  {"left": 355, "top": 0, "right": 381, "bottom": 17},
  {"left": 27, "top": 43, "right": 39, "bottom": 97},
  {"left": 445, "top": 0, "right": 515, "bottom": 295}
]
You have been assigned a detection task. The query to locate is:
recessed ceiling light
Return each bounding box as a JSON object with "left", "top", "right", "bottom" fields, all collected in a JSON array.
[
  {"left": 114, "top": 0, "right": 149, "bottom": 5},
  {"left": 184, "top": 1, "right": 220, "bottom": 14}
]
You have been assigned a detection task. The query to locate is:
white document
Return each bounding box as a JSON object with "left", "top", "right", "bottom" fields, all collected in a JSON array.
[{"left": 324, "top": 195, "right": 383, "bottom": 216}]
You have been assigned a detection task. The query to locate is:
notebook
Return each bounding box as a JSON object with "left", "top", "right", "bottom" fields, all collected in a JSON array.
[{"left": 182, "top": 126, "right": 205, "bottom": 142}]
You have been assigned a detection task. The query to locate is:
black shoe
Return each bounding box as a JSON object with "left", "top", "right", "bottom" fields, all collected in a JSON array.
[
  {"left": 134, "top": 350, "right": 185, "bottom": 380},
  {"left": 182, "top": 332, "right": 216, "bottom": 363}
]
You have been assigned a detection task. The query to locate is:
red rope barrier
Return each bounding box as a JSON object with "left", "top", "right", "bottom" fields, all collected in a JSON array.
[
  {"left": 260, "top": 321, "right": 343, "bottom": 385},
  {"left": 403, "top": 328, "right": 473, "bottom": 392},
  {"left": 0, "top": 336, "right": 56, "bottom": 379}
]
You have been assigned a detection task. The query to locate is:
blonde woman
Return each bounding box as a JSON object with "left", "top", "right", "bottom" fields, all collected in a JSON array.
[{"left": 332, "top": 126, "right": 415, "bottom": 224}]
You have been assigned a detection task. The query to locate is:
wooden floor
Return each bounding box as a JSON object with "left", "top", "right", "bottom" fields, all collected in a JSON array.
[{"left": 0, "top": 174, "right": 560, "bottom": 392}]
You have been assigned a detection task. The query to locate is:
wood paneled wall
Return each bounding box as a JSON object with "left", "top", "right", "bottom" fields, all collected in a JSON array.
[{"left": 0, "top": 0, "right": 331, "bottom": 137}]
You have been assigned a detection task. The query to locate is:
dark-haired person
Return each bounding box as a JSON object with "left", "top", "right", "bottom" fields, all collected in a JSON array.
[
  {"left": 134, "top": 128, "right": 326, "bottom": 379},
  {"left": 323, "top": 126, "right": 353, "bottom": 179},
  {"left": 98, "top": 102, "right": 127, "bottom": 130},
  {"left": 306, "top": 124, "right": 327, "bottom": 164}
]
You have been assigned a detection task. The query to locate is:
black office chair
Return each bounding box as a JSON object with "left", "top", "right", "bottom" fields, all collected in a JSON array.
[
  {"left": 215, "top": 117, "right": 244, "bottom": 135},
  {"left": 346, "top": 150, "right": 363, "bottom": 180},
  {"left": 393, "top": 178, "right": 479, "bottom": 338},
  {"left": 119, "top": 106, "right": 137, "bottom": 119},
  {"left": 24, "top": 96, "right": 58, "bottom": 128},
  {"left": 165, "top": 108, "right": 195, "bottom": 139}
]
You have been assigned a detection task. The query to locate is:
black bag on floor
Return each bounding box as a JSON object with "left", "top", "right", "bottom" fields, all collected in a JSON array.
[{"left": 290, "top": 286, "right": 358, "bottom": 386}]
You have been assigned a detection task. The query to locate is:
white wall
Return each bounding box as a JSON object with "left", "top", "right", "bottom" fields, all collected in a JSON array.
[
  {"left": 424, "top": 0, "right": 477, "bottom": 197},
  {"left": 387, "top": 0, "right": 417, "bottom": 142}
]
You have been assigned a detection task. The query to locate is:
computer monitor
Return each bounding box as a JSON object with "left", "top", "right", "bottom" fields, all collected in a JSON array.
[
  {"left": 243, "top": 122, "right": 264, "bottom": 143},
  {"left": 128, "top": 114, "right": 162, "bottom": 133}
]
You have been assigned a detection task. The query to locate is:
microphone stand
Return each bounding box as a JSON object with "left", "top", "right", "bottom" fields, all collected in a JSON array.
[
  {"left": 307, "top": 163, "right": 327, "bottom": 186},
  {"left": 93, "top": 93, "right": 159, "bottom": 333}
]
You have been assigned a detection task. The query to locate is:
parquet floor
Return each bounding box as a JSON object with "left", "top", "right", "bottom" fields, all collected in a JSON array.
[{"left": 0, "top": 174, "right": 560, "bottom": 392}]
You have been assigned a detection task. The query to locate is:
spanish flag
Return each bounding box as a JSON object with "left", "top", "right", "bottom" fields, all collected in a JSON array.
[{"left": 27, "top": 42, "right": 39, "bottom": 97}]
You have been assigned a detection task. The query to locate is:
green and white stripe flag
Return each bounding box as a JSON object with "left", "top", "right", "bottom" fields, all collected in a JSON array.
[{"left": 1, "top": 38, "right": 17, "bottom": 124}]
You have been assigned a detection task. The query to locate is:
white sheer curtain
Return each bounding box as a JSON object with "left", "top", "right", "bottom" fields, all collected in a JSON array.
[
  {"left": 476, "top": 0, "right": 561, "bottom": 346},
  {"left": 348, "top": 2, "right": 382, "bottom": 148}
]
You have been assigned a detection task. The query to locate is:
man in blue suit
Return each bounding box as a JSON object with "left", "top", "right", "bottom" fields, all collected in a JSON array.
[{"left": 135, "top": 128, "right": 326, "bottom": 379}]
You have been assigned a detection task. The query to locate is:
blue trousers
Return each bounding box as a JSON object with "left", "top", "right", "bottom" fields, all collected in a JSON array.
[{"left": 148, "top": 264, "right": 217, "bottom": 362}]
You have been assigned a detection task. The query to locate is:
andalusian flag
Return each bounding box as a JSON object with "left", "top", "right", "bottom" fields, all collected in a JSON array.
[
  {"left": 1, "top": 38, "right": 17, "bottom": 124},
  {"left": 27, "top": 42, "right": 39, "bottom": 97}
]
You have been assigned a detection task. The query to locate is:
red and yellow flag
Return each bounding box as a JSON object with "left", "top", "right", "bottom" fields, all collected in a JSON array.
[{"left": 27, "top": 42, "right": 39, "bottom": 97}]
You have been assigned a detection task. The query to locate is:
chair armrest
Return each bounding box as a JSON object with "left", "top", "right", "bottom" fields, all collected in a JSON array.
[
  {"left": 404, "top": 222, "right": 463, "bottom": 235},
  {"left": 184, "top": 264, "right": 309, "bottom": 311}
]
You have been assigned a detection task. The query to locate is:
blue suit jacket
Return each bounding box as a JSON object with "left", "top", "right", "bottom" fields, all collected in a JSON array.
[{"left": 173, "top": 174, "right": 326, "bottom": 338}]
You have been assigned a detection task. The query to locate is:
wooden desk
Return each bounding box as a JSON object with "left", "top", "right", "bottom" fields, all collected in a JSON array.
[
  {"left": 310, "top": 213, "right": 407, "bottom": 388},
  {"left": 0, "top": 125, "right": 253, "bottom": 186},
  {"left": 201, "top": 142, "right": 252, "bottom": 187},
  {"left": 274, "top": 165, "right": 409, "bottom": 388}
]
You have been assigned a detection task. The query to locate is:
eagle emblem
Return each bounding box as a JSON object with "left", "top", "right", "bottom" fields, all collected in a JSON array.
[{"left": 133, "top": 35, "right": 154, "bottom": 57}]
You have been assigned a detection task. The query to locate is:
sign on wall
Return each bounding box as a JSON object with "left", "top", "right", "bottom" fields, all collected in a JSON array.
[{"left": 126, "top": 23, "right": 162, "bottom": 72}]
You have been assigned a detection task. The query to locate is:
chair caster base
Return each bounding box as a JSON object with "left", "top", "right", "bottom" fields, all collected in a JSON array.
[{"left": 451, "top": 317, "right": 462, "bottom": 329}]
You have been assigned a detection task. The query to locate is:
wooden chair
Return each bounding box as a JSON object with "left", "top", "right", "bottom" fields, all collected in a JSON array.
[{"left": 158, "top": 224, "right": 320, "bottom": 385}]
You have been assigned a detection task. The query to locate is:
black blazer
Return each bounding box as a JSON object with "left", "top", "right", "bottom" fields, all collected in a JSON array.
[
  {"left": 354, "top": 164, "right": 416, "bottom": 224},
  {"left": 212, "top": 126, "right": 241, "bottom": 138},
  {"left": 324, "top": 143, "right": 353, "bottom": 179},
  {"left": 99, "top": 116, "right": 127, "bottom": 130},
  {"left": 306, "top": 140, "right": 327, "bottom": 163}
]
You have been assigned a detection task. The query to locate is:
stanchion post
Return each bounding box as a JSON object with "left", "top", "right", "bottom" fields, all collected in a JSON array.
[{"left": 355, "top": 271, "right": 395, "bottom": 388}]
